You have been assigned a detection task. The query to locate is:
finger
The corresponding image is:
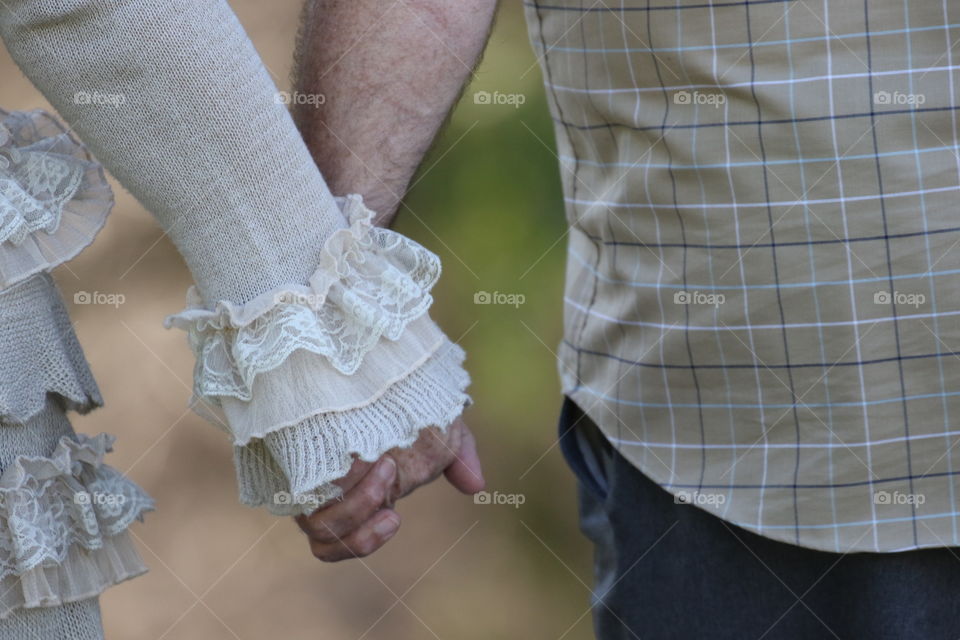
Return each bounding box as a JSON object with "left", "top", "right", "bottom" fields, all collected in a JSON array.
[
  {"left": 333, "top": 456, "right": 376, "bottom": 494},
  {"left": 308, "top": 509, "right": 401, "bottom": 562},
  {"left": 444, "top": 424, "right": 485, "bottom": 494},
  {"left": 297, "top": 456, "right": 396, "bottom": 543}
]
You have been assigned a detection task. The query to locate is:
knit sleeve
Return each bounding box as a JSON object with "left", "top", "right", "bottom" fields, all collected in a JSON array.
[
  {"left": 0, "top": 103, "right": 151, "bottom": 626},
  {"left": 0, "top": 0, "right": 470, "bottom": 514},
  {"left": 0, "top": 274, "right": 153, "bottom": 622}
]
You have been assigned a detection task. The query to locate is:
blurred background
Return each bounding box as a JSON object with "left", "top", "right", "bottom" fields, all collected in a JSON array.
[{"left": 0, "top": 1, "right": 593, "bottom": 638}]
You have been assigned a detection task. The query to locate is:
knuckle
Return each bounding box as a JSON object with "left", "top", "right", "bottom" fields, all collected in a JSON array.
[
  {"left": 360, "top": 483, "right": 386, "bottom": 510},
  {"left": 307, "top": 520, "right": 339, "bottom": 543}
]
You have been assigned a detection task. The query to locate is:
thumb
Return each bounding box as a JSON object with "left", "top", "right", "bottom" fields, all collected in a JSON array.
[{"left": 444, "top": 422, "right": 485, "bottom": 495}]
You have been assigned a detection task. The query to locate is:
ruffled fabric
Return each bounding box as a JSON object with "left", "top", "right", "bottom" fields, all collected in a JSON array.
[
  {"left": 0, "top": 433, "right": 154, "bottom": 618},
  {"left": 0, "top": 109, "right": 113, "bottom": 290},
  {"left": 213, "top": 314, "right": 451, "bottom": 445},
  {"left": 165, "top": 194, "right": 441, "bottom": 405},
  {"left": 235, "top": 340, "right": 471, "bottom": 515},
  {"left": 0, "top": 273, "right": 102, "bottom": 423},
  {"left": 166, "top": 193, "right": 472, "bottom": 514}
]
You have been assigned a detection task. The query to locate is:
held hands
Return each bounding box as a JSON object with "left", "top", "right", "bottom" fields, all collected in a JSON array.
[{"left": 296, "top": 417, "right": 484, "bottom": 562}]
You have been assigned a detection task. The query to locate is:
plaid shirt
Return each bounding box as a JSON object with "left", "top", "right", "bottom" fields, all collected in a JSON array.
[{"left": 525, "top": 0, "right": 960, "bottom": 552}]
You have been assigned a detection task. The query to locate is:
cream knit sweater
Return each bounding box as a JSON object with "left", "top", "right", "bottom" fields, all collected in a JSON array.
[
  {"left": 1, "top": 0, "right": 470, "bottom": 509},
  {"left": 0, "top": 0, "right": 470, "bottom": 635}
]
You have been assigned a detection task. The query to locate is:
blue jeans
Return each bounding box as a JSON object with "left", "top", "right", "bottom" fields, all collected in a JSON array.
[{"left": 558, "top": 397, "right": 960, "bottom": 640}]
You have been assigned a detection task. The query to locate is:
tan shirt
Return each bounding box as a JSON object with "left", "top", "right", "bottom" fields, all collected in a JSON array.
[{"left": 526, "top": 0, "right": 960, "bottom": 552}]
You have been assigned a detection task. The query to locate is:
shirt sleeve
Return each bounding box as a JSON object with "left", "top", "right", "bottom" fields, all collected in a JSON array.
[{"left": 0, "top": 0, "right": 470, "bottom": 515}]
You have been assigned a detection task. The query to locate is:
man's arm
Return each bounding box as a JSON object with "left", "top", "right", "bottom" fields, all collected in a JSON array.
[
  {"left": 290, "top": 0, "right": 496, "bottom": 562},
  {"left": 292, "top": 0, "right": 497, "bottom": 224}
]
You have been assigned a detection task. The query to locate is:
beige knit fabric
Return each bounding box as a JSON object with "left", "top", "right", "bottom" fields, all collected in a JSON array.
[
  {"left": 238, "top": 339, "right": 471, "bottom": 515},
  {"left": 0, "top": 100, "right": 140, "bottom": 635},
  {"left": 0, "top": 597, "right": 103, "bottom": 640},
  {"left": 0, "top": 0, "right": 469, "bottom": 513},
  {"left": 0, "top": 273, "right": 101, "bottom": 423}
]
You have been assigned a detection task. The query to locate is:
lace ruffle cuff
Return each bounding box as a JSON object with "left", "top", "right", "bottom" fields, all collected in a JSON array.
[
  {"left": 0, "top": 433, "right": 154, "bottom": 618},
  {"left": 167, "top": 195, "right": 471, "bottom": 514},
  {"left": 0, "top": 109, "right": 113, "bottom": 291},
  {"left": 236, "top": 340, "right": 470, "bottom": 515},
  {"left": 0, "top": 273, "right": 102, "bottom": 423}
]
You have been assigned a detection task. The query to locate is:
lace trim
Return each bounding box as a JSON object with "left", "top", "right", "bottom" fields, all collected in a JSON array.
[
  {"left": 235, "top": 340, "right": 470, "bottom": 516},
  {"left": 0, "top": 532, "right": 147, "bottom": 619},
  {"left": 213, "top": 315, "right": 448, "bottom": 445},
  {"left": 0, "top": 433, "right": 154, "bottom": 584},
  {"left": 0, "top": 110, "right": 113, "bottom": 290},
  {"left": 165, "top": 194, "right": 441, "bottom": 403}
]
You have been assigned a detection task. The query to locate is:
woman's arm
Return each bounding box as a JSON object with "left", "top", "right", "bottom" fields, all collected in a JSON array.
[{"left": 0, "top": 0, "right": 471, "bottom": 523}]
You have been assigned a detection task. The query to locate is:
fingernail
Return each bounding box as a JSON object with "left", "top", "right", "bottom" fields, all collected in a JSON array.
[
  {"left": 377, "top": 457, "right": 396, "bottom": 481},
  {"left": 374, "top": 514, "right": 400, "bottom": 537}
]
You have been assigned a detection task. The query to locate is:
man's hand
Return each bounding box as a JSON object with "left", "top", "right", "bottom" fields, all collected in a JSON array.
[
  {"left": 291, "top": 0, "right": 495, "bottom": 562},
  {"left": 296, "top": 418, "right": 484, "bottom": 562}
]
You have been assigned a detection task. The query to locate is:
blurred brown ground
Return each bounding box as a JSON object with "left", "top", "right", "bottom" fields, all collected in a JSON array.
[{"left": 0, "top": 1, "right": 593, "bottom": 638}]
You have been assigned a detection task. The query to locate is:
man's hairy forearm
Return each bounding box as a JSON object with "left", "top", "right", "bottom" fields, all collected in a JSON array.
[{"left": 292, "top": 0, "right": 497, "bottom": 225}]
